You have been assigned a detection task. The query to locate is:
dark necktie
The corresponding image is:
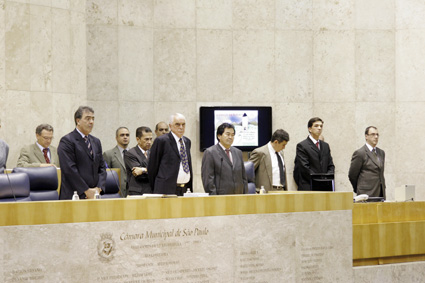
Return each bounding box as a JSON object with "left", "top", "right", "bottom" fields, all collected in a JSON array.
[
  {"left": 225, "top": 148, "right": 232, "bottom": 164},
  {"left": 179, "top": 138, "right": 190, "bottom": 173},
  {"left": 43, "top": 148, "right": 50, "bottom": 164},
  {"left": 372, "top": 148, "right": 380, "bottom": 163},
  {"left": 84, "top": 136, "right": 93, "bottom": 157},
  {"left": 276, "top": 152, "right": 285, "bottom": 188},
  {"left": 316, "top": 141, "right": 320, "bottom": 149},
  {"left": 123, "top": 149, "right": 127, "bottom": 159}
]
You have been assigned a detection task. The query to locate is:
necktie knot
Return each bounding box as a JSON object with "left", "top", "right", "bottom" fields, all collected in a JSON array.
[
  {"left": 316, "top": 141, "right": 320, "bottom": 149},
  {"left": 84, "top": 136, "right": 93, "bottom": 157}
]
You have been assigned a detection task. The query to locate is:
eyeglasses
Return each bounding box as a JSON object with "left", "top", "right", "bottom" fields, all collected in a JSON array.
[
  {"left": 367, "top": 133, "right": 379, "bottom": 137},
  {"left": 41, "top": 136, "right": 54, "bottom": 141}
]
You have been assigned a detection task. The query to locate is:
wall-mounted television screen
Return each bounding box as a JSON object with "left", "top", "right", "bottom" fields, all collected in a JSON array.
[{"left": 199, "top": 106, "right": 272, "bottom": 152}]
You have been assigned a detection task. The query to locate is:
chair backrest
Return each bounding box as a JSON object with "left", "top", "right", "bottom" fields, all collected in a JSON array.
[
  {"left": 244, "top": 161, "right": 256, "bottom": 194},
  {"left": 102, "top": 169, "right": 121, "bottom": 198},
  {"left": 12, "top": 167, "right": 58, "bottom": 201},
  {"left": 0, "top": 172, "right": 31, "bottom": 202}
]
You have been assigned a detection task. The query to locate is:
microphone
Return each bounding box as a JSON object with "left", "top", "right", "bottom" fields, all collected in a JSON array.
[{"left": 104, "top": 161, "right": 121, "bottom": 197}]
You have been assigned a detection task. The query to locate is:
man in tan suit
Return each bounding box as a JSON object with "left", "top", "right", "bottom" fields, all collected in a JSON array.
[
  {"left": 349, "top": 126, "right": 386, "bottom": 199},
  {"left": 17, "top": 124, "right": 60, "bottom": 168},
  {"left": 103, "top": 127, "right": 130, "bottom": 197},
  {"left": 249, "top": 129, "right": 290, "bottom": 192}
]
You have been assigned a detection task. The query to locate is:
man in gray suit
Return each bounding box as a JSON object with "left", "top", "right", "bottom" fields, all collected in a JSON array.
[
  {"left": 249, "top": 129, "right": 290, "bottom": 192},
  {"left": 103, "top": 127, "right": 130, "bottom": 197},
  {"left": 124, "top": 126, "right": 153, "bottom": 195},
  {"left": 17, "top": 124, "right": 60, "bottom": 168},
  {"left": 349, "top": 126, "right": 386, "bottom": 199},
  {"left": 201, "top": 123, "right": 248, "bottom": 195}
]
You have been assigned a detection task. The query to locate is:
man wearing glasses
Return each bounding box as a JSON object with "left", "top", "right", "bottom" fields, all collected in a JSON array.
[
  {"left": 17, "top": 124, "right": 60, "bottom": 167},
  {"left": 103, "top": 127, "right": 130, "bottom": 197},
  {"left": 349, "top": 126, "right": 386, "bottom": 199}
]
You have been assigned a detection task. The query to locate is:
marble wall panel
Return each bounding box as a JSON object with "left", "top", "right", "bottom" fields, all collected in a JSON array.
[
  {"left": 30, "top": 92, "right": 54, "bottom": 132},
  {"left": 394, "top": 173, "right": 425, "bottom": 201},
  {"left": 52, "top": 93, "right": 80, "bottom": 141},
  {"left": 52, "top": 0, "right": 70, "bottom": 10},
  {"left": 275, "top": 0, "right": 312, "bottom": 30},
  {"left": 0, "top": 0, "right": 5, "bottom": 91},
  {"left": 196, "top": 0, "right": 232, "bottom": 30},
  {"left": 275, "top": 30, "right": 313, "bottom": 103},
  {"left": 232, "top": 0, "right": 275, "bottom": 30},
  {"left": 313, "top": 0, "right": 354, "bottom": 30},
  {"left": 153, "top": 29, "right": 196, "bottom": 102},
  {"left": 118, "top": 0, "right": 152, "bottom": 27},
  {"left": 5, "top": 1, "right": 30, "bottom": 91},
  {"left": 87, "top": 100, "right": 121, "bottom": 151},
  {"left": 354, "top": 261, "right": 425, "bottom": 283},
  {"left": 52, "top": 8, "right": 71, "bottom": 94},
  {"left": 70, "top": 11, "right": 86, "bottom": 95},
  {"left": 118, "top": 26, "right": 153, "bottom": 102},
  {"left": 86, "top": 0, "right": 117, "bottom": 25},
  {"left": 29, "top": 0, "right": 50, "bottom": 6},
  {"left": 395, "top": 102, "right": 425, "bottom": 173},
  {"left": 314, "top": 102, "right": 356, "bottom": 192},
  {"left": 355, "top": 0, "right": 394, "bottom": 30},
  {"left": 196, "top": 29, "right": 232, "bottom": 102},
  {"left": 233, "top": 30, "right": 274, "bottom": 103},
  {"left": 356, "top": 30, "right": 395, "bottom": 102},
  {"left": 86, "top": 24, "right": 118, "bottom": 101},
  {"left": 153, "top": 0, "right": 195, "bottom": 29},
  {"left": 274, "top": 102, "right": 313, "bottom": 190},
  {"left": 314, "top": 30, "right": 355, "bottom": 102},
  {"left": 3, "top": 90, "right": 33, "bottom": 167},
  {"left": 69, "top": 0, "right": 85, "bottom": 13},
  {"left": 29, "top": 5, "right": 51, "bottom": 92},
  {"left": 396, "top": 29, "right": 425, "bottom": 101},
  {"left": 396, "top": 0, "right": 425, "bottom": 29}
]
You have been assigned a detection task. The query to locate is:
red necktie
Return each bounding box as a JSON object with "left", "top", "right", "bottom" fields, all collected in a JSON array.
[
  {"left": 43, "top": 148, "right": 50, "bottom": 164},
  {"left": 316, "top": 141, "right": 320, "bottom": 149},
  {"left": 225, "top": 149, "right": 232, "bottom": 164}
]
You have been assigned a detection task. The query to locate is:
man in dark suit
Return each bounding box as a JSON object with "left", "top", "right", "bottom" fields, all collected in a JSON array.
[
  {"left": 249, "top": 129, "right": 289, "bottom": 192},
  {"left": 201, "top": 123, "right": 248, "bottom": 195},
  {"left": 103, "top": 127, "right": 130, "bottom": 197},
  {"left": 58, "top": 106, "right": 106, "bottom": 199},
  {"left": 17, "top": 124, "right": 60, "bottom": 168},
  {"left": 124, "top": 126, "right": 153, "bottom": 195},
  {"left": 148, "top": 113, "right": 192, "bottom": 196},
  {"left": 349, "top": 126, "right": 386, "bottom": 198},
  {"left": 293, "top": 117, "right": 335, "bottom": 190}
]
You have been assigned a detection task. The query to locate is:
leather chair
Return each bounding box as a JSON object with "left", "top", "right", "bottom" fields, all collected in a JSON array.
[
  {"left": 244, "top": 161, "right": 256, "bottom": 194},
  {"left": 12, "top": 167, "right": 59, "bottom": 201},
  {"left": 102, "top": 169, "right": 121, "bottom": 198},
  {"left": 0, "top": 172, "right": 31, "bottom": 202}
]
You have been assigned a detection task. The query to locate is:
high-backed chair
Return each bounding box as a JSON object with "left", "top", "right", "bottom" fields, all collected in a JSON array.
[
  {"left": 0, "top": 172, "right": 31, "bottom": 202},
  {"left": 12, "top": 167, "right": 59, "bottom": 201},
  {"left": 102, "top": 169, "right": 121, "bottom": 199},
  {"left": 244, "top": 161, "right": 256, "bottom": 194}
]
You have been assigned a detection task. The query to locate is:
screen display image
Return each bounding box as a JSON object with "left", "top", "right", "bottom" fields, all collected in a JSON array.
[
  {"left": 200, "top": 106, "right": 272, "bottom": 152},
  {"left": 214, "top": 110, "right": 258, "bottom": 147}
]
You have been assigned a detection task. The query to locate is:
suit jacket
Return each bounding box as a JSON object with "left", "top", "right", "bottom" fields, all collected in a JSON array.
[
  {"left": 0, "top": 139, "right": 9, "bottom": 173},
  {"left": 348, "top": 144, "right": 386, "bottom": 198},
  {"left": 293, "top": 137, "right": 335, "bottom": 191},
  {"left": 249, "top": 143, "right": 287, "bottom": 191},
  {"left": 58, "top": 129, "right": 106, "bottom": 199},
  {"left": 124, "top": 146, "right": 151, "bottom": 195},
  {"left": 17, "top": 143, "right": 60, "bottom": 168},
  {"left": 148, "top": 132, "right": 193, "bottom": 195},
  {"left": 103, "top": 146, "right": 127, "bottom": 197},
  {"left": 201, "top": 144, "right": 248, "bottom": 195}
]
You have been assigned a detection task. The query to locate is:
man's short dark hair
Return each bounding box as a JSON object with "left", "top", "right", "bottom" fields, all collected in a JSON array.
[
  {"left": 136, "top": 126, "right": 152, "bottom": 138},
  {"left": 271, "top": 129, "right": 289, "bottom": 143},
  {"left": 365, "top": 126, "right": 378, "bottom": 135},
  {"left": 308, "top": 117, "right": 323, "bottom": 128},
  {"left": 216, "top": 123, "right": 235, "bottom": 142},
  {"left": 74, "top": 106, "right": 94, "bottom": 125},
  {"left": 115, "top": 127, "right": 129, "bottom": 137},
  {"left": 35, "top": 124, "right": 54, "bottom": 135},
  {"left": 155, "top": 122, "right": 168, "bottom": 131}
]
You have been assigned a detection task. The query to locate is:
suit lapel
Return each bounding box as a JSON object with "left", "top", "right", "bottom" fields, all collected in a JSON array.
[
  {"left": 73, "top": 130, "right": 93, "bottom": 160},
  {"left": 32, "top": 143, "right": 45, "bottom": 163},
  {"left": 217, "top": 144, "right": 232, "bottom": 167},
  {"left": 364, "top": 145, "right": 381, "bottom": 168},
  {"left": 168, "top": 133, "right": 180, "bottom": 158},
  {"left": 114, "top": 146, "right": 125, "bottom": 168},
  {"left": 263, "top": 147, "right": 273, "bottom": 184},
  {"left": 135, "top": 146, "right": 148, "bottom": 166}
]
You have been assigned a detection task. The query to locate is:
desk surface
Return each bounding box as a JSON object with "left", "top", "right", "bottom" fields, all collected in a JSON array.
[{"left": 0, "top": 192, "right": 353, "bottom": 226}]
